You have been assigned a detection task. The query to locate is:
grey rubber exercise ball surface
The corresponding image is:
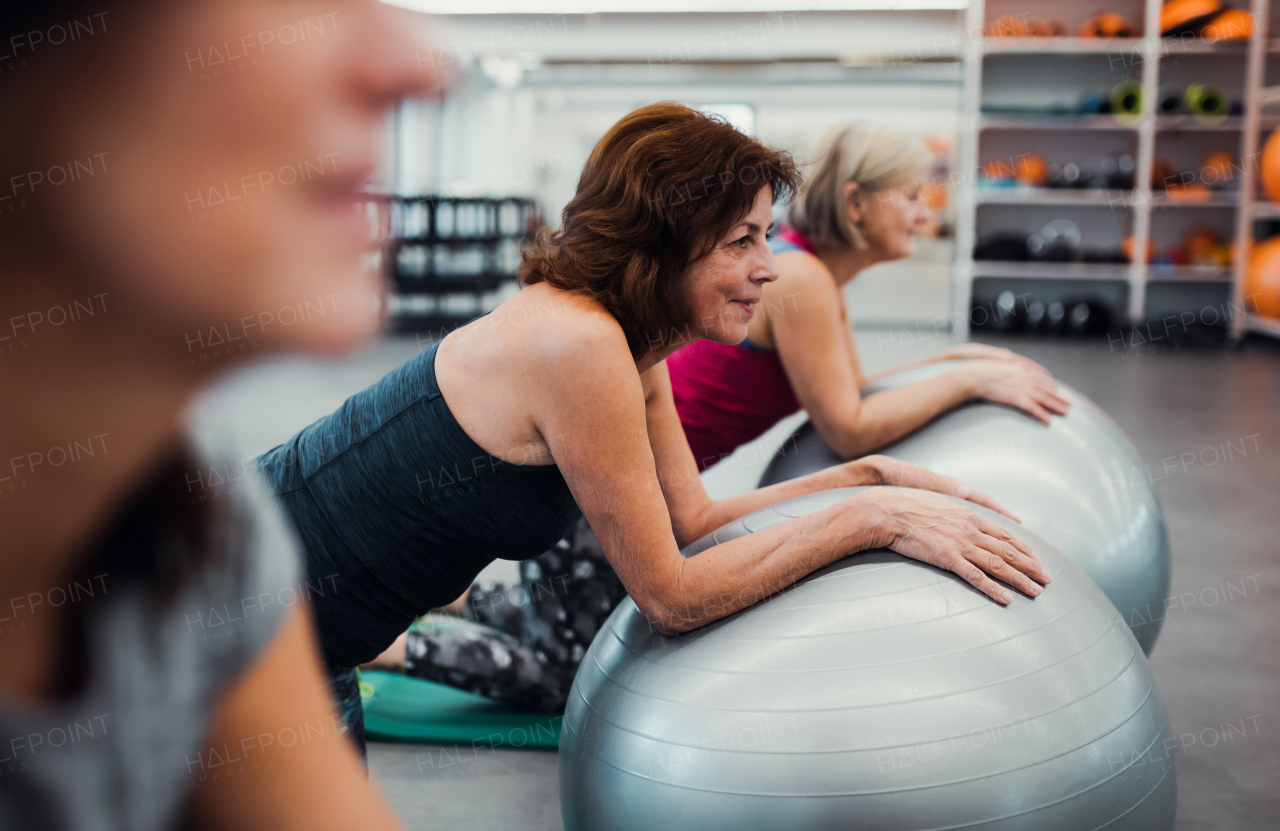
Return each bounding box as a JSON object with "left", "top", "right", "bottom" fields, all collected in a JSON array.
[
  {"left": 758, "top": 361, "right": 1172, "bottom": 654},
  {"left": 560, "top": 488, "right": 1176, "bottom": 831}
]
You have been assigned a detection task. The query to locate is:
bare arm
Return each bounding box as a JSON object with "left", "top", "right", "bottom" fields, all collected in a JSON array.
[
  {"left": 772, "top": 260, "right": 979, "bottom": 458},
  {"left": 771, "top": 259, "right": 1068, "bottom": 458},
  {"left": 865, "top": 342, "right": 1051, "bottom": 382},
  {"left": 185, "top": 605, "right": 402, "bottom": 830},
  {"left": 641, "top": 360, "right": 1012, "bottom": 544},
  {"left": 533, "top": 319, "right": 1048, "bottom": 637}
]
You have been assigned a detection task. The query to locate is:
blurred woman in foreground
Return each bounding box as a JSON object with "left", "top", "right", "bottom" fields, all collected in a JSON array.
[{"left": 0, "top": 1, "right": 431, "bottom": 827}]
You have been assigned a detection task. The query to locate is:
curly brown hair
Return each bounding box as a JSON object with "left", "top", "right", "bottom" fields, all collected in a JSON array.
[{"left": 520, "top": 102, "right": 799, "bottom": 358}]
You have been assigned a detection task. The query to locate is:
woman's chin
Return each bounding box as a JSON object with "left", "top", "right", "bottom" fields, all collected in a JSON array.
[{"left": 711, "top": 322, "right": 750, "bottom": 346}]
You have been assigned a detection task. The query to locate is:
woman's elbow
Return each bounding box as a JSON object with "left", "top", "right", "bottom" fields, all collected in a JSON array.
[
  {"left": 822, "top": 422, "right": 876, "bottom": 460},
  {"left": 628, "top": 555, "right": 707, "bottom": 635},
  {"left": 631, "top": 590, "right": 697, "bottom": 637},
  {"left": 825, "top": 411, "right": 902, "bottom": 460},
  {"left": 668, "top": 510, "right": 710, "bottom": 551}
]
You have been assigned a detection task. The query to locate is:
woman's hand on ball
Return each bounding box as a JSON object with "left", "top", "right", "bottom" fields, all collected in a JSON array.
[
  {"left": 846, "top": 455, "right": 1021, "bottom": 524},
  {"left": 959, "top": 359, "right": 1072, "bottom": 425},
  {"left": 853, "top": 488, "right": 1053, "bottom": 604}
]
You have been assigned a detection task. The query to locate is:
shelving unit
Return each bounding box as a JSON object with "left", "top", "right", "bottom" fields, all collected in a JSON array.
[
  {"left": 977, "top": 115, "right": 1139, "bottom": 130},
  {"left": 1149, "top": 192, "right": 1241, "bottom": 207},
  {"left": 1237, "top": 0, "right": 1280, "bottom": 340},
  {"left": 975, "top": 187, "right": 1132, "bottom": 206},
  {"left": 374, "top": 195, "right": 542, "bottom": 333},
  {"left": 972, "top": 261, "right": 1132, "bottom": 280},
  {"left": 953, "top": 0, "right": 1279, "bottom": 340},
  {"left": 1147, "top": 264, "right": 1234, "bottom": 281}
]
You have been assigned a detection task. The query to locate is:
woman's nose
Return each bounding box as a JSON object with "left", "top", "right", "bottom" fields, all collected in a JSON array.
[
  {"left": 348, "top": 2, "right": 450, "bottom": 110},
  {"left": 755, "top": 251, "right": 780, "bottom": 283}
]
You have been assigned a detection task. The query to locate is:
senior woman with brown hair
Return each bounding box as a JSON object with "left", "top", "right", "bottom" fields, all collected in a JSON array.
[{"left": 257, "top": 102, "right": 1052, "bottom": 751}]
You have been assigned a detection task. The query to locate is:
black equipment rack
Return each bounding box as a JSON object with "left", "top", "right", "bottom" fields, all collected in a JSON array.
[{"left": 373, "top": 195, "right": 543, "bottom": 334}]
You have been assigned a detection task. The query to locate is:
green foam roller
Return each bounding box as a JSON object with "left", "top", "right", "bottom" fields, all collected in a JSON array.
[
  {"left": 1109, "top": 79, "right": 1143, "bottom": 115},
  {"left": 359, "top": 669, "right": 561, "bottom": 748}
]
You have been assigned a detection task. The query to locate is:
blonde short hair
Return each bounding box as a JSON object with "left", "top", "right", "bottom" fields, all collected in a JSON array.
[{"left": 788, "top": 122, "right": 933, "bottom": 250}]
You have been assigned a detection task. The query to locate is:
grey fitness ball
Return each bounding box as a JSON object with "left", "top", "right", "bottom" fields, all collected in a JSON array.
[
  {"left": 759, "top": 362, "right": 1172, "bottom": 654},
  {"left": 560, "top": 488, "right": 1176, "bottom": 831}
]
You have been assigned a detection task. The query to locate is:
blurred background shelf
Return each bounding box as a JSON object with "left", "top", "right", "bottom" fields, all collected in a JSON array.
[
  {"left": 981, "top": 38, "right": 1143, "bottom": 55},
  {"left": 1244, "top": 312, "right": 1280, "bottom": 335},
  {"left": 972, "top": 261, "right": 1131, "bottom": 280},
  {"left": 1164, "top": 39, "right": 1250, "bottom": 54},
  {"left": 976, "top": 187, "right": 1132, "bottom": 206},
  {"left": 379, "top": 195, "right": 541, "bottom": 332},
  {"left": 979, "top": 115, "right": 1141, "bottom": 131},
  {"left": 956, "top": 0, "right": 1276, "bottom": 341},
  {"left": 1155, "top": 114, "right": 1243, "bottom": 131},
  {"left": 1147, "top": 265, "right": 1234, "bottom": 282},
  {"left": 1149, "top": 192, "right": 1241, "bottom": 207}
]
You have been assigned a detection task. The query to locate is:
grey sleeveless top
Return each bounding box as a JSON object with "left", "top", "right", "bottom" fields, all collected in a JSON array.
[{"left": 0, "top": 436, "right": 300, "bottom": 831}]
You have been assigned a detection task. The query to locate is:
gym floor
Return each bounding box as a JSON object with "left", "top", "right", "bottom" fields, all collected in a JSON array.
[{"left": 199, "top": 325, "right": 1280, "bottom": 831}]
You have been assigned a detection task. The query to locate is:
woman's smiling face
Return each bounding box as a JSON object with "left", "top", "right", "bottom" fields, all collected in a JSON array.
[
  {"left": 6, "top": 0, "right": 437, "bottom": 364},
  {"left": 680, "top": 185, "right": 779, "bottom": 346},
  {"left": 856, "top": 169, "right": 932, "bottom": 262}
]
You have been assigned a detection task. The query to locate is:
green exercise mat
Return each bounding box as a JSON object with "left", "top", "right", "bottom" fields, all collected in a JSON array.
[{"left": 359, "top": 669, "right": 561, "bottom": 748}]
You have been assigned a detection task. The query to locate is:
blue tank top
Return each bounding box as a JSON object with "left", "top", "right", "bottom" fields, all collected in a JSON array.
[
  {"left": 256, "top": 340, "right": 582, "bottom": 667},
  {"left": 769, "top": 236, "right": 806, "bottom": 255}
]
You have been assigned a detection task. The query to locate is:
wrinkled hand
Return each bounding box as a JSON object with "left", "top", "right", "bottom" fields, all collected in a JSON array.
[
  {"left": 850, "top": 455, "right": 1020, "bottom": 522},
  {"left": 958, "top": 359, "right": 1071, "bottom": 424},
  {"left": 936, "top": 343, "right": 1048, "bottom": 374},
  {"left": 850, "top": 487, "right": 1052, "bottom": 605}
]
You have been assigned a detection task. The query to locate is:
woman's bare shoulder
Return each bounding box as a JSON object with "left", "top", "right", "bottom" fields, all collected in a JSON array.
[
  {"left": 772, "top": 250, "right": 836, "bottom": 290},
  {"left": 763, "top": 251, "right": 841, "bottom": 326},
  {"left": 476, "top": 283, "right": 633, "bottom": 370}
]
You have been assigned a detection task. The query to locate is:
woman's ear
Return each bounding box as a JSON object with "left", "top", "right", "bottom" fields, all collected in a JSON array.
[{"left": 843, "top": 181, "right": 863, "bottom": 226}]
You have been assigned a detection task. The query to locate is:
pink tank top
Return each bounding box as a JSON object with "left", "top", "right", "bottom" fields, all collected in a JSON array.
[
  {"left": 668, "top": 227, "right": 812, "bottom": 471},
  {"left": 669, "top": 340, "right": 802, "bottom": 471}
]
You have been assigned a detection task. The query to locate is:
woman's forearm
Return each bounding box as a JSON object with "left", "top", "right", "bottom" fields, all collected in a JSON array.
[
  {"left": 680, "top": 460, "right": 881, "bottom": 547},
  {"left": 864, "top": 353, "right": 949, "bottom": 383},
  {"left": 647, "top": 495, "right": 892, "bottom": 634},
  {"left": 638, "top": 480, "right": 1050, "bottom": 635},
  {"left": 673, "top": 371, "right": 981, "bottom": 544},
  {"left": 817, "top": 370, "right": 975, "bottom": 459}
]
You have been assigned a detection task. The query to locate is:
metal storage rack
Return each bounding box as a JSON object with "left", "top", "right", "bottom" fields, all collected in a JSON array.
[
  {"left": 1240, "top": 0, "right": 1280, "bottom": 339},
  {"left": 377, "top": 195, "right": 542, "bottom": 333},
  {"left": 953, "top": 0, "right": 1280, "bottom": 341}
]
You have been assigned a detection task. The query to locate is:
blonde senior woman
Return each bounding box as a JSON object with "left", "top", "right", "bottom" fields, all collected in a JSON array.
[{"left": 669, "top": 122, "right": 1071, "bottom": 471}]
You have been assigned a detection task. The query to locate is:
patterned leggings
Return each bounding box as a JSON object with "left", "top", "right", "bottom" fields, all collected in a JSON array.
[{"left": 403, "top": 516, "right": 627, "bottom": 714}]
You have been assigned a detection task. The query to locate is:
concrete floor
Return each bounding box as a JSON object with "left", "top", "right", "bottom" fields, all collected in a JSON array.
[{"left": 197, "top": 325, "right": 1280, "bottom": 830}]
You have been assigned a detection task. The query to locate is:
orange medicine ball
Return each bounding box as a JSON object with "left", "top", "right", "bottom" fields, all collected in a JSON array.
[
  {"left": 1079, "top": 12, "right": 1137, "bottom": 37},
  {"left": 1160, "top": 0, "right": 1221, "bottom": 35},
  {"left": 1246, "top": 236, "right": 1280, "bottom": 318},
  {"left": 1201, "top": 152, "right": 1236, "bottom": 185},
  {"left": 1183, "top": 226, "right": 1220, "bottom": 264},
  {"left": 1203, "top": 9, "right": 1254, "bottom": 42},
  {"left": 1261, "top": 128, "right": 1280, "bottom": 202},
  {"left": 1015, "top": 153, "right": 1049, "bottom": 186},
  {"left": 988, "top": 15, "right": 1029, "bottom": 37}
]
